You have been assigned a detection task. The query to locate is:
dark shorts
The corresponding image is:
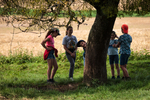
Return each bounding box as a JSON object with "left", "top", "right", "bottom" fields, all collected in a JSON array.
[
  {"left": 109, "top": 55, "right": 119, "bottom": 65},
  {"left": 120, "top": 54, "right": 130, "bottom": 65},
  {"left": 47, "top": 50, "right": 55, "bottom": 59}
]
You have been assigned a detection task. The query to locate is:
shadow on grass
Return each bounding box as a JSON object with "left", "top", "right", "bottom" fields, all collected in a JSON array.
[
  {"left": 1, "top": 61, "right": 150, "bottom": 99},
  {"left": 105, "top": 61, "right": 150, "bottom": 91}
]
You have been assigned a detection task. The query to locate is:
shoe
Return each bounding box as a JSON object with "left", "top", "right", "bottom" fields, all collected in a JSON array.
[
  {"left": 111, "top": 76, "right": 115, "bottom": 79},
  {"left": 117, "top": 75, "right": 120, "bottom": 79},
  {"left": 69, "top": 77, "right": 74, "bottom": 81},
  {"left": 122, "top": 77, "right": 125, "bottom": 80},
  {"left": 47, "top": 79, "right": 55, "bottom": 83},
  {"left": 125, "top": 77, "right": 131, "bottom": 80}
]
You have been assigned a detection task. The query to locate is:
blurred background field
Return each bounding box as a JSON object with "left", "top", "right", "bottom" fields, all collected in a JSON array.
[{"left": 0, "top": 17, "right": 150, "bottom": 56}]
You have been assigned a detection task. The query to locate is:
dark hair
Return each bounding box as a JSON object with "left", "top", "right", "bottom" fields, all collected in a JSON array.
[
  {"left": 111, "top": 31, "right": 118, "bottom": 38},
  {"left": 66, "top": 26, "right": 73, "bottom": 35},
  {"left": 77, "top": 40, "right": 85, "bottom": 47},
  {"left": 45, "top": 28, "right": 59, "bottom": 38},
  {"left": 112, "top": 31, "right": 116, "bottom": 35}
]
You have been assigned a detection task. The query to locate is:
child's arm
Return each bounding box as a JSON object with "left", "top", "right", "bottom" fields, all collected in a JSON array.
[
  {"left": 74, "top": 37, "right": 78, "bottom": 52},
  {"left": 41, "top": 37, "right": 53, "bottom": 50},
  {"left": 112, "top": 42, "right": 120, "bottom": 48},
  {"left": 63, "top": 45, "right": 72, "bottom": 55},
  {"left": 63, "top": 45, "right": 76, "bottom": 58},
  {"left": 74, "top": 44, "right": 77, "bottom": 53}
]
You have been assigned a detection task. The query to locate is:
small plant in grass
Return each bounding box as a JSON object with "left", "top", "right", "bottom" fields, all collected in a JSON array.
[
  {"left": 0, "top": 49, "right": 150, "bottom": 99},
  {"left": 0, "top": 49, "right": 45, "bottom": 64},
  {"left": 129, "top": 49, "right": 150, "bottom": 60},
  {"left": 56, "top": 53, "right": 67, "bottom": 62},
  {"left": 75, "top": 51, "right": 84, "bottom": 68}
]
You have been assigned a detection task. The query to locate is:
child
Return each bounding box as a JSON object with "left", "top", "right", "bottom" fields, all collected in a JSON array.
[
  {"left": 41, "top": 28, "right": 61, "bottom": 83},
  {"left": 113, "top": 24, "right": 132, "bottom": 80},
  {"left": 108, "top": 31, "right": 120, "bottom": 79},
  {"left": 62, "top": 26, "right": 77, "bottom": 81},
  {"left": 77, "top": 40, "right": 86, "bottom": 66}
]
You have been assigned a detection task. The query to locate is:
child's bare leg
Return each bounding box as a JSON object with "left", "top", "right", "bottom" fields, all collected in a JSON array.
[
  {"left": 110, "top": 64, "right": 115, "bottom": 77},
  {"left": 47, "top": 59, "right": 53, "bottom": 80},
  {"left": 124, "top": 64, "right": 127, "bottom": 68},
  {"left": 120, "top": 65, "right": 129, "bottom": 77},
  {"left": 50, "top": 59, "right": 58, "bottom": 79},
  {"left": 115, "top": 64, "right": 120, "bottom": 76},
  {"left": 120, "top": 65, "right": 125, "bottom": 77}
]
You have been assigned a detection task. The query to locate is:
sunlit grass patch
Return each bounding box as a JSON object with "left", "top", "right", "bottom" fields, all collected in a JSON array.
[{"left": 0, "top": 50, "right": 150, "bottom": 99}]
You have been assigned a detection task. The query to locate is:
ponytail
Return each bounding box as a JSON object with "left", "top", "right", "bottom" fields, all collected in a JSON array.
[{"left": 45, "top": 29, "right": 54, "bottom": 39}]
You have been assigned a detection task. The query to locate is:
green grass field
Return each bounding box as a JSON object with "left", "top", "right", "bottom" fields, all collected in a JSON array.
[{"left": 0, "top": 50, "right": 150, "bottom": 100}]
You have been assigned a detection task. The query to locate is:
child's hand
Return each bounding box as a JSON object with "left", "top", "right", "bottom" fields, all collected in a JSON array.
[
  {"left": 71, "top": 52, "right": 75, "bottom": 58},
  {"left": 112, "top": 44, "right": 116, "bottom": 47}
]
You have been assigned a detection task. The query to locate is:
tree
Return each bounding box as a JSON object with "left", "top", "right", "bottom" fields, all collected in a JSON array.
[{"left": 0, "top": 0, "right": 150, "bottom": 85}]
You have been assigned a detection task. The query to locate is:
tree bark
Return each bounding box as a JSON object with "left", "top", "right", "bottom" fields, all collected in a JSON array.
[{"left": 83, "top": 11, "right": 117, "bottom": 85}]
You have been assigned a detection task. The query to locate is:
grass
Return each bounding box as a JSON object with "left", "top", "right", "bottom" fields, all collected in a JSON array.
[{"left": 0, "top": 50, "right": 150, "bottom": 100}]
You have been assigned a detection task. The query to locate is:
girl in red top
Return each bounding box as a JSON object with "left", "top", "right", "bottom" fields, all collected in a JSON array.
[{"left": 41, "top": 28, "right": 60, "bottom": 83}]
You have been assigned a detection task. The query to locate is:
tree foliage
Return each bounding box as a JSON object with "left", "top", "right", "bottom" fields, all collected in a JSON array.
[
  {"left": 119, "top": 0, "right": 150, "bottom": 16},
  {"left": 0, "top": 0, "right": 150, "bottom": 33},
  {"left": 0, "top": 0, "right": 94, "bottom": 33}
]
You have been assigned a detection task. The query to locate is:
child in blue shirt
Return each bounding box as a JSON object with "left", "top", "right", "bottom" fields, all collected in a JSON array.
[
  {"left": 108, "top": 31, "right": 120, "bottom": 79},
  {"left": 113, "top": 24, "right": 132, "bottom": 80},
  {"left": 77, "top": 40, "right": 86, "bottom": 67}
]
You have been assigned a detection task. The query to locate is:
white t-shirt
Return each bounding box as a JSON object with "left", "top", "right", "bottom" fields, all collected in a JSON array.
[{"left": 62, "top": 35, "right": 77, "bottom": 50}]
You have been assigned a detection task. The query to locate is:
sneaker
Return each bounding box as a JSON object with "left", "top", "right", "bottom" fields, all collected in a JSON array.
[
  {"left": 122, "top": 77, "right": 125, "bottom": 80},
  {"left": 111, "top": 76, "right": 115, "bottom": 79},
  {"left": 47, "top": 79, "right": 55, "bottom": 83},
  {"left": 117, "top": 75, "right": 120, "bottom": 79},
  {"left": 125, "top": 77, "right": 131, "bottom": 80},
  {"left": 69, "top": 77, "right": 74, "bottom": 81}
]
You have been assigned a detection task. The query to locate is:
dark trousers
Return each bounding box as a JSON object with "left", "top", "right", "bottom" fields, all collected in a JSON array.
[{"left": 66, "top": 53, "right": 76, "bottom": 78}]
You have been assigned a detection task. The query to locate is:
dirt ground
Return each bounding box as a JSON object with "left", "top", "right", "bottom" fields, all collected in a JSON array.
[{"left": 0, "top": 17, "right": 150, "bottom": 56}]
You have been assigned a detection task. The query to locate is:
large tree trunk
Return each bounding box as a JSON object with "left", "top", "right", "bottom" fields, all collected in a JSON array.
[{"left": 83, "top": 11, "right": 117, "bottom": 85}]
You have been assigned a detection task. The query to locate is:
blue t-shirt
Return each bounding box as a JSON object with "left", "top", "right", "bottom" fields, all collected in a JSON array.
[
  {"left": 108, "top": 39, "right": 118, "bottom": 55},
  {"left": 83, "top": 47, "right": 86, "bottom": 58},
  {"left": 118, "top": 34, "right": 132, "bottom": 54}
]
